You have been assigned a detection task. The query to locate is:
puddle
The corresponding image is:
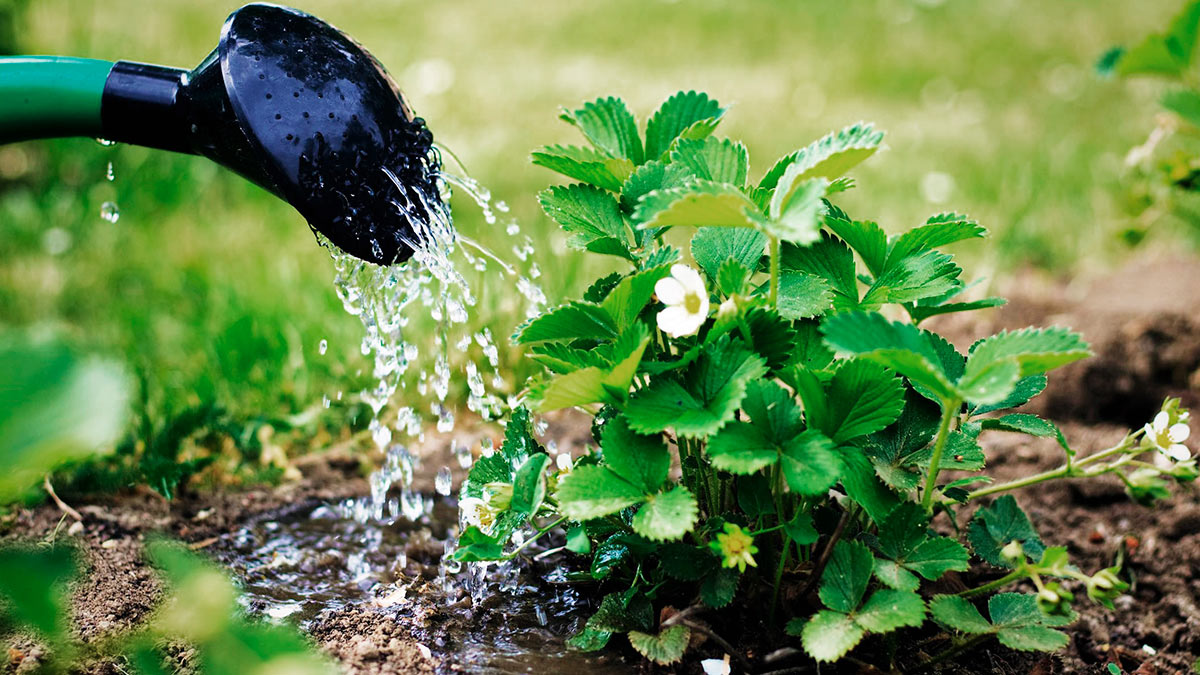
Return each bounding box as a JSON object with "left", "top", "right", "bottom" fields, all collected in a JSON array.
[{"left": 214, "top": 499, "right": 631, "bottom": 674}]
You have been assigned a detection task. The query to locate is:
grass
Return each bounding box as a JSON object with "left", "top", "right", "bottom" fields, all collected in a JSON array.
[{"left": 0, "top": 0, "right": 1189, "bottom": 465}]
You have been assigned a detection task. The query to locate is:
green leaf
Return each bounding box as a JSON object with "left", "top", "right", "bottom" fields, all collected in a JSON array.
[
  {"left": 780, "top": 234, "right": 859, "bottom": 310},
  {"left": 531, "top": 144, "right": 634, "bottom": 191},
  {"left": 997, "top": 624, "right": 1071, "bottom": 652},
  {"left": 557, "top": 465, "right": 646, "bottom": 520},
  {"left": 691, "top": 227, "right": 767, "bottom": 281},
  {"left": 839, "top": 448, "right": 901, "bottom": 522},
  {"left": 1110, "top": 0, "right": 1200, "bottom": 77},
  {"left": 742, "top": 379, "right": 805, "bottom": 441},
  {"left": 856, "top": 588, "right": 926, "bottom": 634},
  {"left": 628, "top": 625, "right": 691, "bottom": 665},
  {"left": 561, "top": 96, "right": 643, "bottom": 163},
  {"left": 763, "top": 177, "right": 829, "bottom": 245},
  {"left": 716, "top": 259, "right": 753, "bottom": 297},
  {"left": 0, "top": 545, "right": 76, "bottom": 640},
  {"left": 861, "top": 250, "right": 964, "bottom": 309},
  {"left": 966, "top": 327, "right": 1091, "bottom": 378},
  {"left": 818, "top": 540, "right": 874, "bottom": 613},
  {"left": 967, "top": 495, "right": 1046, "bottom": 567},
  {"left": 873, "top": 559, "right": 919, "bottom": 591},
  {"left": 930, "top": 595, "right": 993, "bottom": 634},
  {"left": 632, "top": 485, "right": 699, "bottom": 541},
  {"left": 989, "top": 593, "right": 1071, "bottom": 651},
  {"left": 567, "top": 626, "right": 613, "bottom": 651},
  {"left": 538, "top": 184, "right": 630, "bottom": 255},
  {"left": 707, "top": 422, "right": 778, "bottom": 474},
  {"left": 601, "top": 266, "right": 671, "bottom": 332},
  {"left": 956, "top": 355, "right": 1021, "bottom": 406},
  {"left": 626, "top": 338, "right": 768, "bottom": 438},
  {"left": 0, "top": 336, "right": 130, "bottom": 502},
  {"left": 588, "top": 591, "right": 654, "bottom": 633},
  {"left": 733, "top": 474, "right": 772, "bottom": 518},
  {"left": 970, "top": 375, "right": 1047, "bottom": 415},
  {"left": 601, "top": 416, "right": 669, "bottom": 493},
  {"left": 979, "top": 414, "right": 1070, "bottom": 453},
  {"left": 451, "top": 526, "right": 506, "bottom": 562},
  {"left": 909, "top": 431, "right": 985, "bottom": 471},
  {"left": 826, "top": 217, "right": 887, "bottom": 277},
  {"left": 908, "top": 297, "right": 1007, "bottom": 324},
  {"left": 700, "top": 567, "right": 740, "bottom": 608},
  {"left": 645, "top": 91, "right": 726, "bottom": 160},
  {"left": 785, "top": 511, "right": 820, "bottom": 546},
  {"left": 776, "top": 272, "right": 835, "bottom": 319},
  {"left": 515, "top": 302, "right": 618, "bottom": 344},
  {"left": 760, "top": 122, "right": 885, "bottom": 190},
  {"left": 566, "top": 526, "right": 592, "bottom": 554},
  {"left": 797, "top": 610, "right": 866, "bottom": 662},
  {"left": 1163, "top": 88, "right": 1200, "bottom": 127},
  {"left": 633, "top": 181, "right": 763, "bottom": 231},
  {"left": 658, "top": 542, "right": 717, "bottom": 581},
  {"left": 620, "top": 160, "right": 693, "bottom": 214},
  {"left": 781, "top": 430, "right": 841, "bottom": 495},
  {"left": 886, "top": 213, "right": 985, "bottom": 265},
  {"left": 813, "top": 360, "right": 905, "bottom": 443},
  {"left": 861, "top": 391, "right": 942, "bottom": 491},
  {"left": 534, "top": 326, "right": 650, "bottom": 411},
  {"left": 671, "top": 137, "right": 749, "bottom": 186},
  {"left": 820, "top": 311, "right": 959, "bottom": 402},
  {"left": 875, "top": 503, "right": 969, "bottom": 582},
  {"left": 511, "top": 453, "right": 551, "bottom": 517}
]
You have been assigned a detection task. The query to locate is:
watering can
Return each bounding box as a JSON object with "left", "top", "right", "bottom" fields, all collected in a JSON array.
[{"left": 0, "top": 3, "right": 438, "bottom": 265}]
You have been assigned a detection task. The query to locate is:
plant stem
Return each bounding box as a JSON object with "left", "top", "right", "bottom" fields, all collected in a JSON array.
[
  {"left": 966, "top": 436, "right": 1137, "bottom": 501},
  {"left": 504, "top": 516, "right": 567, "bottom": 560},
  {"left": 769, "top": 539, "right": 791, "bottom": 625},
  {"left": 957, "top": 567, "right": 1026, "bottom": 598},
  {"left": 911, "top": 633, "right": 993, "bottom": 674},
  {"left": 768, "top": 235, "right": 781, "bottom": 307},
  {"left": 921, "top": 398, "right": 960, "bottom": 513}
]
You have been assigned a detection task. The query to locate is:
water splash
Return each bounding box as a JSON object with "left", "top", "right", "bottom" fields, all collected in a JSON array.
[
  {"left": 100, "top": 201, "right": 120, "bottom": 224},
  {"left": 322, "top": 164, "right": 544, "bottom": 527}
]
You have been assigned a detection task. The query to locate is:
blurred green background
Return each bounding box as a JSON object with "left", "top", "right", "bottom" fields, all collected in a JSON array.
[{"left": 0, "top": 0, "right": 1187, "bottom": 484}]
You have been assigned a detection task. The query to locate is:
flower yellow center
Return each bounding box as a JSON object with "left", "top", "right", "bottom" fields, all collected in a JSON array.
[{"left": 684, "top": 292, "right": 703, "bottom": 314}]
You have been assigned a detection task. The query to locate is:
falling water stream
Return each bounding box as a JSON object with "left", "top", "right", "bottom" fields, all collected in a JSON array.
[{"left": 213, "top": 166, "right": 627, "bottom": 672}]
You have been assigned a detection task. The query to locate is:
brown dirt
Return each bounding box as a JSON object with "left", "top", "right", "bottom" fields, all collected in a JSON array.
[{"left": 2, "top": 257, "right": 1199, "bottom": 674}]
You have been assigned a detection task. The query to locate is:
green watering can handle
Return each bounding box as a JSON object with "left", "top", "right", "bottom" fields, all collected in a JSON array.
[{"left": 0, "top": 56, "right": 115, "bottom": 143}]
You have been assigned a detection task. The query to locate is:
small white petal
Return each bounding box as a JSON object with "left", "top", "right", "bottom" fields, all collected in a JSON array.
[
  {"left": 655, "top": 277, "right": 686, "bottom": 305},
  {"left": 701, "top": 658, "right": 731, "bottom": 675},
  {"left": 657, "top": 306, "right": 692, "bottom": 336},
  {"left": 1168, "top": 423, "right": 1190, "bottom": 443},
  {"left": 1153, "top": 411, "right": 1170, "bottom": 433},
  {"left": 670, "top": 264, "right": 706, "bottom": 294},
  {"left": 1166, "top": 444, "right": 1192, "bottom": 462},
  {"left": 556, "top": 453, "right": 573, "bottom": 472}
]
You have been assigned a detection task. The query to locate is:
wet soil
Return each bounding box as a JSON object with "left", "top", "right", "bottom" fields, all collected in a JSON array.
[{"left": 2, "top": 256, "right": 1199, "bottom": 674}]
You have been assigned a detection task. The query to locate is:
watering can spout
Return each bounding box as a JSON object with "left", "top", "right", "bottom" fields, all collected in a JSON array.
[{"left": 0, "top": 4, "right": 441, "bottom": 266}]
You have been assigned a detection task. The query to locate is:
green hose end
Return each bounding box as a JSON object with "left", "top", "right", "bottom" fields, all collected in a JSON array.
[{"left": 0, "top": 56, "right": 114, "bottom": 143}]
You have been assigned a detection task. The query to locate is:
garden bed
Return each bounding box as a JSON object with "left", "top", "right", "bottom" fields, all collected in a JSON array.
[{"left": 2, "top": 257, "right": 1198, "bottom": 674}]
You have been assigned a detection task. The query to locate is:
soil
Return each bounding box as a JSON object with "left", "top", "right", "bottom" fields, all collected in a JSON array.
[{"left": 2, "top": 256, "right": 1199, "bottom": 675}]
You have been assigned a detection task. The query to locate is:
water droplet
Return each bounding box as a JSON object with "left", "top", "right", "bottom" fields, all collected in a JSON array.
[
  {"left": 94, "top": 138, "right": 116, "bottom": 146},
  {"left": 435, "top": 467, "right": 452, "bottom": 496},
  {"left": 100, "top": 201, "right": 120, "bottom": 223},
  {"left": 322, "top": 395, "right": 331, "bottom": 409},
  {"left": 105, "top": 161, "right": 115, "bottom": 181},
  {"left": 454, "top": 444, "right": 473, "bottom": 469},
  {"left": 318, "top": 338, "right": 328, "bottom": 355}
]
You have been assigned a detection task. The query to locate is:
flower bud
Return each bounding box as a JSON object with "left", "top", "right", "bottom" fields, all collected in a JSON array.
[
  {"left": 1000, "top": 540, "right": 1025, "bottom": 565},
  {"left": 484, "top": 482, "right": 513, "bottom": 511}
]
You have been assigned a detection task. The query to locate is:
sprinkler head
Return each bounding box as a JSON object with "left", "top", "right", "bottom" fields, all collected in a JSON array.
[{"left": 101, "top": 3, "right": 440, "bottom": 265}]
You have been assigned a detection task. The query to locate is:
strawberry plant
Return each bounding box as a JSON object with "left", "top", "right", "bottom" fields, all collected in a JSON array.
[
  {"left": 451, "top": 91, "right": 1197, "bottom": 669},
  {"left": 1100, "top": 0, "right": 1200, "bottom": 242}
]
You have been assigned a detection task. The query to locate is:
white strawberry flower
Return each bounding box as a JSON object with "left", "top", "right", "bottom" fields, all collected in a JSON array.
[
  {"left": 655, "top": 264, "right": 709, "bottom": 338},
  {"left": 458, "top": 497, "right": 496, "bottom": 534},
  {"left": 555, "top": 452, "right": 573, "bottom": 473},
  {"left": 1144, "top": 411, "right": 1191, "bottom": 462}
]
